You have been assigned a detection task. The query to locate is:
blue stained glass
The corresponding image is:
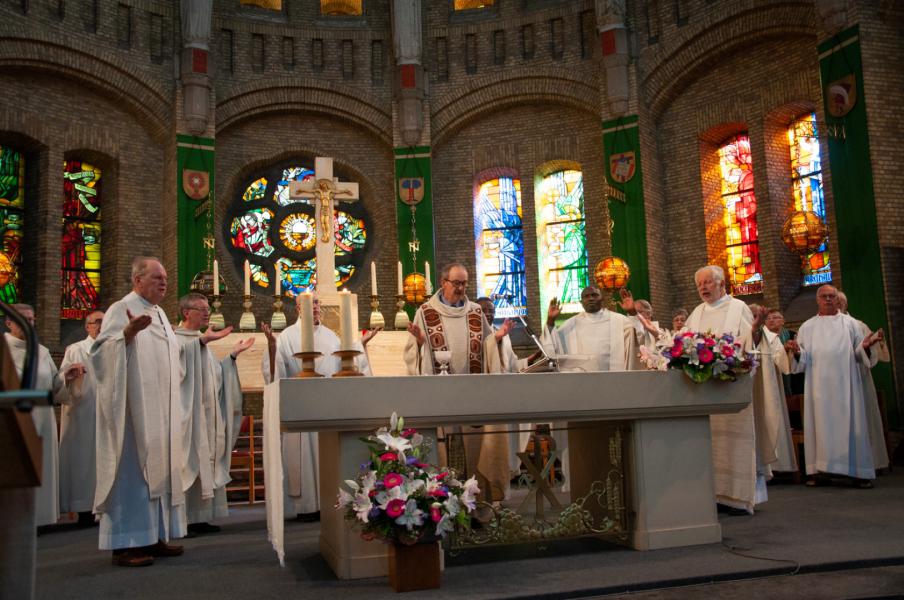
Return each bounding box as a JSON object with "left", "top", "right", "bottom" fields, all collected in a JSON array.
[
  {"left": 474, "top": 177, "right": 526, "bottom": 319},
  {"left": 274, "top": 167, "right": 315, "bottom": 206},
  {"left": 789, "top": 113, "right": 832, "bottom": 286}
]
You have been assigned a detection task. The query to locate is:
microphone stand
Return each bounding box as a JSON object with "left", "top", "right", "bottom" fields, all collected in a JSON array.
[{"left": 494, "top": 294, "right": 557, "bottom": 372}]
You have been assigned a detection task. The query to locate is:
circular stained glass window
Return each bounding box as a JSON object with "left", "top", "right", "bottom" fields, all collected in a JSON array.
[{"left": 225, "top": 163, "right": 369, "bottom": 296}]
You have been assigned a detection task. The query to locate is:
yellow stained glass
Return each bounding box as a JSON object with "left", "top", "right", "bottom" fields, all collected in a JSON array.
[
  {"left": 241, "top": 0, "right": 281, "bottom": 9},
  {"left": 321, "top": 0, "right": 361, "bottom": 15},
  {"left": 454, "top": 0, "right": 493, "bottom": 9}
]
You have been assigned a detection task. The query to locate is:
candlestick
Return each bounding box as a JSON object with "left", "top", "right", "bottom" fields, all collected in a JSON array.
[
  {"left": 397, "top": 261, "right": 404, "bottom": 296},
  {"left": 209, "top": 295, "right": 225, "bottom": 330},
  {"left": 425, "top": 261, "right": 432, "bottom": 295},
  {"left": 271, "top": 293, "right": 286, "bottom": 331},
  {"left": 243, "top": 260, "right": 251, "bottom": 296},
  {"left": 338, "top": 289, "right": 355, "bottom": 350},
  {"left": 292, "top": 351, "right": 324, "bottom": 378},
  {"left": 369, "top": 294, "right": 385, "bottom": 329},
  {"left": 239, "top": 294, "right": 256, "bottom": 332},
  {"left": 371, "top": 261, "right": 378, "bottom": 295},
  {"left": 212, "top": 259, "right": 220, "bottom": 296},
  {"left": 333, "top": 349, "right": 364, "bottom": 377},
  {"left": 394, "top": 294, "right": 410, "bottom": 329},
  {"left": 299, "top": 292, "right": 315, "bottom": 353}
]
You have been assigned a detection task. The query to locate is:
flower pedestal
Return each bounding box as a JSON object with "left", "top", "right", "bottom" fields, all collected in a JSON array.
[{"left": 387, "top": 540, "right": 441, "bottom": 593}]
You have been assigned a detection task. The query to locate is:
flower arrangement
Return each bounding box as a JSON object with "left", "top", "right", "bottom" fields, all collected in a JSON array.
[
  {"left": 336, "top": 413, "right": 480, "bottom": 545},
  {"left": 639, "top": 330, "right": 758, "bottom": 383}
]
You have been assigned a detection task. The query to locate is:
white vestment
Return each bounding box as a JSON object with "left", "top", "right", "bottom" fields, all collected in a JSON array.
[
  {"left": 540, "top": 309, "right": 640, "bottom": 494},
  {"left": 686, "top": 294, "right": 766, "bottom": 513},
  {"left": 263, "top": 321, "right": 371, "bottom": 516},
  {"left": 404, "top": 294, "right": 508, "bottom": 501},
  {"left": 5, "top": 333, "right": 61, "bottom": 526},
  {"left": 792, "top": 314, "right": 876, "bottom": 479},
  {"left": 762, "top": 330, "right": 797, "bottom": 473},
  {"left": 849, "top": 318, "right": 890, "bottom": 470},
  {"left": 91, "top": 292, "right": 186, "bottom": 549},
  {"left": 56, "top": 336, "right": 98, "bottom": 514},
  {"left": 177, "top": 329, "right": 244, "bottom": 523}
]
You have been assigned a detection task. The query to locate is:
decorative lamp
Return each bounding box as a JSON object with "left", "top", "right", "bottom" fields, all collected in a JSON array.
[
  {"left": 594, "top": 257, "right": 631, "bottom": 290},
  {"left": 403, "top": 272, "right": 427, "bottom": 304},
  {"left": 0, "top": 253, "right": 13, "bottom": 287},
  {"left": 781, "top": 210, "right": 828, "bottom": 255}
]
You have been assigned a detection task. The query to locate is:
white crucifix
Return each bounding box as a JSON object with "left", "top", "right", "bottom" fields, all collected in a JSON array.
[{"left": 288, "top": 157, "right": 359, "bottom": 301}]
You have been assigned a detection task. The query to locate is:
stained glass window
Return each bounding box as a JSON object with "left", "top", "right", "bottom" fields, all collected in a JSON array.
[
  {"left": 536, "top": 170, "right": 588, "bottom": 319},
  {"left": 0, "top": 146, "right": 24, "bottom": 303},
  {"left": 241, "top": 0, "right": 282, "bottom": 10},
  {"left": 321, "top": 0, "right": 362, "bottom": 15},
  {"left": 61, "top": 160, "right": 102, "bottom": 319},
  {"left": 227, "top": 163, "right": 368, "bottom": 296},
  {"left": 474, "top": 177, "right": 526, "bottom": 319},
  {"left": 718, "top": 134, "right": 763, "bottom": 295},
  {"left": 454, "top": 0, "right": 494, "bottom": 9},
  {"left": 788, "top": 113, "right": 832, "bottom": 286}
]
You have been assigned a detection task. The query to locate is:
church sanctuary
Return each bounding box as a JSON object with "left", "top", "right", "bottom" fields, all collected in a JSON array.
[{"left": 2, "top": 0, "right": 903, "bottom": 598}]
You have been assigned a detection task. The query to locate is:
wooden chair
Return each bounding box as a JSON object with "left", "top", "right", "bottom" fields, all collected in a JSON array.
[{"left": 228, "top": 416, "right": 257, "bottom": 504}]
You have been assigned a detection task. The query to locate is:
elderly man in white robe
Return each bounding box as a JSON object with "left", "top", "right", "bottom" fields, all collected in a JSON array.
[
  {"left": 56, "top": 310, "right": 104, "bottom": 527},
  {"left": 788, "top": 288, "right": 887, "bottom": 486},
  {"left": 540, "top": 285, "right": 642, "bottom": 492},
  {"left": 405, "top": 263, "right": 509, "bottom": 504},
  {"left": 684, "top": 265, "right": 778, "bottom": 515},
  {"left": 176, "top": 293, "right": 253, "bottom": 535},
  {"left": 5, "top": 304, "right": 64, "bottom": 529},
  {"left": 91, "top": 257, "right": 187, "bottom": 567},
  {"left": 262, "top": 293, "right": 373, "bottom": 520}
]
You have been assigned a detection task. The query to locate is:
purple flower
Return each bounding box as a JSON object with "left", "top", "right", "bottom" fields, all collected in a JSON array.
[
  {"left": 406, "top": 456, "right": 419, "bottom": 465},
  {"left": 368, "top": 506, "right": 381, "bottom": 519}
]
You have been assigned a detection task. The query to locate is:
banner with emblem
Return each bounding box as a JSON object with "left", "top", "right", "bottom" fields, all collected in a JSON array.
[
  {"left": 182, "top": 169, "right": 210, "bottom": 200},
  {"left": 398, "top": 177, "right": 424, "bottom": 205},
  {"left": 609, "top": 151, "right": 636, "bottom": 184},
  {"left": 825, "top": 74, "right": 857, "bottom": 118}
]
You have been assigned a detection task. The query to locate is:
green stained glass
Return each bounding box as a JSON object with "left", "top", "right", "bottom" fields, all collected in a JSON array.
[
  {"left": 536, "top": 170, "right": 588, "bottom": 319},
  {"left": 0, "top": 147, "right": 24, "bottom": 303},
  {"left": 243, "top": 177, "right": 267, "bottom": 202}
]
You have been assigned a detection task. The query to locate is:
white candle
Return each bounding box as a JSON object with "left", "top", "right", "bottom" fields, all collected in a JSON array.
[
  {"left": 371, "top": 261, "right": 378, "bottom": 296},
  {"left": 212, "top": 259, "right": 219, "bottom": 296},
  {"left": 425, "top": 261, "right": 432, "bottom": 295},
  {"left": 338, "top": 289, "right": 354, "bottom": 350},
  {"left": 299, "top": 292, "right": 315, "bottom": 353},
  {"left": 274, "top": 261, "right": 282, "bottom": 295},
  {"left": 397, "top": 261, "right": 404, "bottom": 296},
  {"left": 243, "top": 260, "right": 251, "bottom": 296}
]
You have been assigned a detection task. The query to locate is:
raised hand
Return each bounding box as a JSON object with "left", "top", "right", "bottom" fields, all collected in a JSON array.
[
  {"left": 362, "top": 326, "right": 382, "bottom": 347},
  {"left": 752, "top": 305, "right": 768, "bottom": 330},
  {"left": 785, "top": 339, "right": 800, "bottom": 355},
  {"left": 261, "top": 322, "right": 276, "bottom": 349},
  {"left": 636, "top": 312, "right": 661, "bottom": 337},
  {"left": 124, "top": 309, "right": 152, "bottom": 345},
  {"left": 201, "top": 324, "right": 234, "bottom": 346},
  {"left": 64, "top": 363, "right": 86, "bottom": 382},
  {"left": 618, "top": 288, "right": 635, "bottom": 314},
  {"left": 546, "top": 299, "right": 561, "bottom": 327},
  {"left": 230, "top": 336, "right": 255, "bottom": 358},
  {"left": 407, "top": 322, "right": 425, "bottom": 347},
  {"left": 494, "top": 319, "right": 514, "bottom": 341}
]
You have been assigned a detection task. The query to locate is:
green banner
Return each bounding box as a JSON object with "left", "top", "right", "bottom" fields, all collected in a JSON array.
[
  {"left": 176, "top": 134, "right": 216, "bottom": 297},
  {"left": 818, "top": 25, "right": 898, "bottom": 425},
  {"left": 394, "top": 146, "right": 435, "bottom": 315},
  {"left": 603, "top": 115, "right": 650, "bottom": 303}
]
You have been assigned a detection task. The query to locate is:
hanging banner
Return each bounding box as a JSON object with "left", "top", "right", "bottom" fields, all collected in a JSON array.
[
  {"left": 177, "top": 134, "right": 215, "bottom": 296},
  {"left": 395, "top": 147, "right": 435, "bottom": 318},
  {"left": 182, "top": 169, "right": 210, "bottom": 200}
]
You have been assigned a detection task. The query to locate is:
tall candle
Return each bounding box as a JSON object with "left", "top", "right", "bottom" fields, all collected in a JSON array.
[
  {"left": 274, "top": 261, "right": 282, "bottom": 295},
  {"left": 212, "top": 259, "right": 219, "bottom": 296},
  {"left": 243, "top": 260, "right": 251, "bottom": 296},
  {"left": 397, "top": 261, "right": 404, "bottom": 296},
  {"left": 425, "top": 261, "right": 432, "bottom": 295},
  {"left": 371, "top": 261, "right": 378, "bottom": 296},
  {"left": 338, "top": 289, "right": 355, "bottom": 350},
  {"left": 299, "top": 292, "right": 315, "bottom": 353}
]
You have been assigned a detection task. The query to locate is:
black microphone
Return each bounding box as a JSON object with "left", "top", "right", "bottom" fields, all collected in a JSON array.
[{"left": 491, "top": 293, "right": 514, "bottom": 300}]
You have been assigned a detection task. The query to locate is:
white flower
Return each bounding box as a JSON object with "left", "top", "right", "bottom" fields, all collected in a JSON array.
[
  {"left": 394, "top": 498, "right": 425, "bottom": 530},
  {"left": 376, "top": 433, "right": 413, "bottom": 456},
  {"left": 390, "top": 412, "right": 399, "bottom": 431},
  {"left": 336, "top": 488, "right": 353, "bottom": 508},
  {"left": 403, "top": 477, "right": 425, "bottom": 496},
  {"left": 460, "top": 476, "right": 480, "bottom": 511},
  {"left": 344, "top": 479, "right": 359, "bottom": 492},
  {"left": 443, "top": 494, "right": 460, "bottom": 518},
  {"left": 352, "top": 493, "right": 373, "bottom": 523},
  {"left": 410, "top": 432, "right": 424, "bottom": 448},
  {"left": 360, "top": 470, "right": 377, "bottom": 496},
  {"left": 435, "top": 514, "right": 455, "bottom": 537},
  {"left": 376, "top": 485, "right": 407, "bottom": 510}
]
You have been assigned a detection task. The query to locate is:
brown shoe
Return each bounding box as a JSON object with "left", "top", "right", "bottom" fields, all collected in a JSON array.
[
  {"left": 143, "top": 540, "right": 184, "bottom": 557},
  {"left": 112, "top": 550, "right": 154, "bottom": 567}
]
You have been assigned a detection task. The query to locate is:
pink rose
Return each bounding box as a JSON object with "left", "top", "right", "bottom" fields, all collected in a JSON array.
[
  {"left": 380, "top": 452, "right": 397, "bottom": 461},
  {"left": 383, "top": 473, "right": 404, "bottom": 489},
  {"left": 386, "top": 498, "right": 406, "bottom": 518},
  {"left": 431, "top": 506, "right": 443, "bottom": 522},
  {"left": 436, "top": 471, "right": 449, "bottom": 480},
  {"left": 670, "top": 343, "right": 684, "bottom": 358},
  {"left": 698, "top": 347, "right": 714, "bottom": 364},
  {"left": 401, "top": 428, "right": 418, "bottom": 438},
  {"left": 721, "top": 345, "right": 735, "bottom": 358},
  {"left": 682, "top": 332, "right": 695, "bottom": 338},
  {"left": 704, "top": 337, "right": 716, "bottom": 347}
]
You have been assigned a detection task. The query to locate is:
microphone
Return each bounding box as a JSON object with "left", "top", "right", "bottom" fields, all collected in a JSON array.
[{"left": 491, "top": 293, "right": 514, "bottom": 300}]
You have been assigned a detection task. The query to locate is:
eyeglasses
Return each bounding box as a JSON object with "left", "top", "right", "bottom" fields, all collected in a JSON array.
[
  {"left": 444, "top": 279, "right": 468, "bottom": 288},
  {"left": 187, "top": 307, "right": 211, "bottom": 314},
  {"left": 87, "top": 319, "right": 103, "bottom": 325}
]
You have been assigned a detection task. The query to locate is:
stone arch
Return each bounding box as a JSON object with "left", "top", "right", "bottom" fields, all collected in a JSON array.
[
  {"left": 642, "top": 2, "right": 817, "bottom": 119},
  {"left": 431, "top": 69, "right": 600, "bottom": 149},
  {"left": 0, "top": 38, "right": 171, "bottom": 143},
  {"left": 215, "top": 79, "right": 393, "bottom": 145}
]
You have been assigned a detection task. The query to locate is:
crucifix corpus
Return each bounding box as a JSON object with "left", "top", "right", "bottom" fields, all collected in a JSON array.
[{"left": 288, "top": 157, "right": 359, "bottom": 302}]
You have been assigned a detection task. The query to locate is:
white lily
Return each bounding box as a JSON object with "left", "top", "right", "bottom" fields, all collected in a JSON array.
[
  {"left": 394, "top": 499, "right": 425, "bottom": 530},
  {"left": 352, "top": 492, "right": 373, "bottom": 523},
  {"left": 336, "top": 488, "right": 353, "bottom": 508},
  {"left": 376, "top": 433, "right": 413, "bottom": 456},
  {"left": 443, "top": 494, "right": 461, "bottom": 518},
  {"left": 435, "top": 514, "right": 455, "bottom": 537},
  {"left": 375, "top": 485, "right": 407, "bottom": 510}
]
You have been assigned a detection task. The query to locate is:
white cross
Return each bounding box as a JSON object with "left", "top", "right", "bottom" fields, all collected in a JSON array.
[{"left": 288, "top": 157, "right": 359, "bottom": 299}]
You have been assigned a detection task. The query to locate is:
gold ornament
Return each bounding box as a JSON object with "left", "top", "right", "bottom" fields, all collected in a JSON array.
[
  {"left": 403, "top": 272, "right": 427, "bottom": 304},
  {"left": 594, "top": 257, "right": 631, "bottom": 290},
  {"left": 781, "top": 210, "right": 828, "bottom": 255}
]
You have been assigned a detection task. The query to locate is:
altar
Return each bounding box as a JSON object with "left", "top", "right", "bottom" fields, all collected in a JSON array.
[{"left": 272, "top": 369, "right": 752, "bottom": 579}]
